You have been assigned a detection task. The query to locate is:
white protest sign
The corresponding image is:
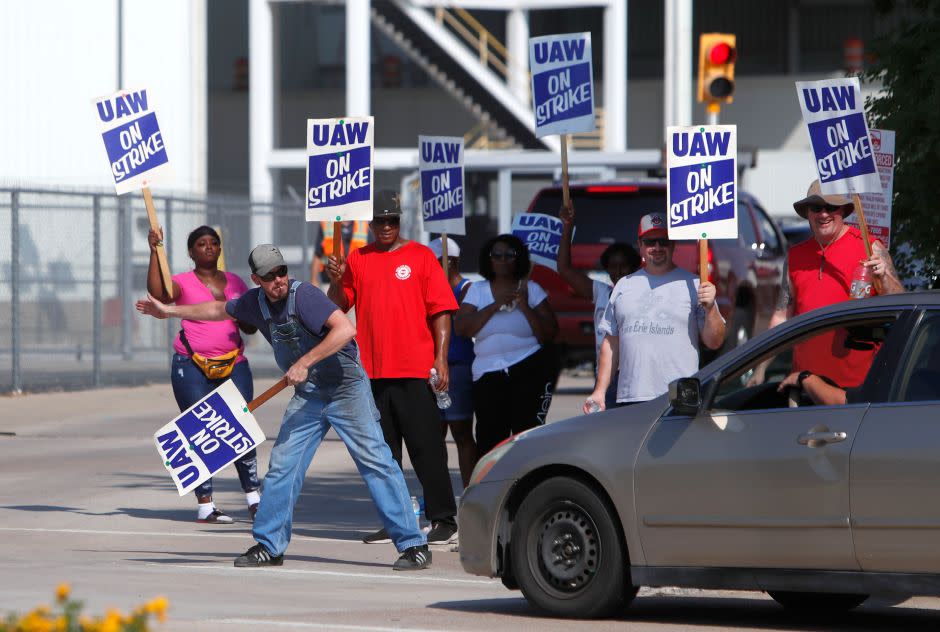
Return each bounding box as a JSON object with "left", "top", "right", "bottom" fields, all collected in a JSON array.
[
  {"left": 511, "top": 213, "right": 571, "bottom": 270},
  {"left": 666, "top": 125, "right": 738, "bottom": 240},
  {"left": 419, "top": 135, "right": 465, "bottom": 235},
  {"left": 93, "top": 89, "right": 172, "bottom": 195},
  {"left": 847, "top": 129, "right": 895, "bottom": 247},
  {"left": 529, "top": 33, "right": 595, "bottom": 138},
  {"left": 306, "top": 117, "right": 374, "bottom": 222},
  {"left": 796, "top": 77, "right": 880, "bottom": 195},
  {"left": 153, "top": 380, "right": 266, "bottom": 496}
]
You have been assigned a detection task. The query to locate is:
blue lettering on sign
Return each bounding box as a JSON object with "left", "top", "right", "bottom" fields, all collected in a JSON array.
[
  {"left": 533, "top": 62, "right": 592, "bottom": 126},
  {"left": 96, "top": 90, "right": 149, "bottom": 122},
  {"left": 672, "top": 131, "right": 732, "bottom": 157},
  {"left": 421, "top": 167, "right": 463, "bottom": 221},
  {"left": 807, "top": 113, "right": 875, "bottom": 182},
  {"left": 310, "top": 121, "right": 370, "bottom": 147},
  {"left": 174, "top": 391, "right": 253, "bottom": 474},
  {"left": 306, "top": 145, "right": 372, "bottom": 209},
  {"left": 101, "top": 112, "right": 168, "bottom": 182},
  {"left": 156, "top": 429, "right": 200, "bottom": 488},
  {"left": 533, "top": 38, "right": 586, "bottom": 64},
  {"left": 420, "top": 141, "right": 461, "bottom": 164},
  {"left": 513, "top": 215, "right": 565, "bottom": 261},
  {"left": 801, "top": 85, "right": 856, "bottom": 113},
  {"left": 669, "top": 158, "right": 736, "bottom": 227}
]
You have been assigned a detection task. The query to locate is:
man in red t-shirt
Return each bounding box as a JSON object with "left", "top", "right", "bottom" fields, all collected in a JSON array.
[
  {"left": 754, "top": 180, "right": 904, "bottom": 391},
  {"left": 327, "top": 190, "right": 459, "bottom": 546}
]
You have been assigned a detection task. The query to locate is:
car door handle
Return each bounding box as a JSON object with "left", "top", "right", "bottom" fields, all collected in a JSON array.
[{"left": 797, "top": 431, "right": 847, "bottom": 447}]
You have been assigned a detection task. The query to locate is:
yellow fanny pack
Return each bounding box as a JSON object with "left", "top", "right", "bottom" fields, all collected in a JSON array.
[{"left": 180, "top": 329, "right": 240, "bottom": 380}]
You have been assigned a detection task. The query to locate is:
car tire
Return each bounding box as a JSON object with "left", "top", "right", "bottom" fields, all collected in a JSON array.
[
  {"left": 767, "top": 590, "right": 868, "bottom": 613},
  {"left": 510, "top": 477, "right": 636, "bottom": 618}
]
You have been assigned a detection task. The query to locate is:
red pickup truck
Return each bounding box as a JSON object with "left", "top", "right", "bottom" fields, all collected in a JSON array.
[{"left": 526, "top": 181, "right": 787, "bottom": 367}]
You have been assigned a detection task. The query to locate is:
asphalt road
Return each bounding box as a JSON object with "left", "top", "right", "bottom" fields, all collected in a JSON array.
[{"left": 2, "top": 377, "right": 939, "bottom": 631}]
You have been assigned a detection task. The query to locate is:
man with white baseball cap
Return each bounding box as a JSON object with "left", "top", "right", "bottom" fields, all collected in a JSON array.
[{"left": 585, "top": 212, "right": 726, "bottom": 411}]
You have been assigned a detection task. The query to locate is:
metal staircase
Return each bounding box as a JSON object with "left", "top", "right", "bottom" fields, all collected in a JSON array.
[{"left": 370, "top": 0, "right": 558, "bottom": 151}]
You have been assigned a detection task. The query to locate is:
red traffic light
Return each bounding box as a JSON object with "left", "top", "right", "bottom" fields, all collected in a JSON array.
[{"left": 708, "top": 42, "right": 735, "bottom": 65}]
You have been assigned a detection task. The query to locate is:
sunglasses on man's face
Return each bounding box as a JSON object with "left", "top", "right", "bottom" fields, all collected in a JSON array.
[
  {"left": 490, "top": 249, "right": 517, "bottom": 261},
  {"left": 807, "top": 204, "right": 841, "bottom": 214},
  {"left": 258, "top": 266, "right": 288, "bottom": 282},
  {"left": 372, "top": 217, "right": 400, "bottom": 227},
  {"left": 641, "top": 238, "right": 671, "bottom": 247}
]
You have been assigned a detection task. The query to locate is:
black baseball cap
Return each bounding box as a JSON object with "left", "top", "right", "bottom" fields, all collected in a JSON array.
[{"left": 373, "top": 190, "right": 402, "bottom": 217}]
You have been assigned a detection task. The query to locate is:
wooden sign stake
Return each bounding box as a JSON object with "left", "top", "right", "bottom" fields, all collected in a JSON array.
[
  {"left": 142, "top": 187, "right": 173, "bottom": 297},
  {"left": 332, "top": 221, "right": 344, "bottom": 263},
  {"left": 441, "top": 231, "right": 449, "bottom": 278},
  {"left": 699, "top": 238, "right": 709, "bottom": 284},
  {"left": 247, "top": 376, "right": 289, "bottom": 412}
]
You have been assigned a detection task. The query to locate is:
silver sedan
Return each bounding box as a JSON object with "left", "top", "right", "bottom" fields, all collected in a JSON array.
[{"left": 458, "top": 291, "right": 940, "bottom": 618}]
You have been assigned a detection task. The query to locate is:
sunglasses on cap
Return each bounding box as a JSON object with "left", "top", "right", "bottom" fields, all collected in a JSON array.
[
  {"left": 490, "top": 249, "right": 517, "bottom": 261},
  {"left": 371, "top": 216, "right": 400, "bottom": 227},
  {"left": 258, "top": 266, "right": 288, "bottom": 282},
  {"left": 640, "top": 238, "right": 671, "bottom": 247}
]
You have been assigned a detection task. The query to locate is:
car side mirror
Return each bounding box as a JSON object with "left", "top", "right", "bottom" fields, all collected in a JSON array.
[{"left": 669, "top": 377, "right": 702, "bottom": 416}]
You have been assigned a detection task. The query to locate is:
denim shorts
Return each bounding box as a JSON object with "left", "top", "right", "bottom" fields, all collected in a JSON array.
[{"left": 441, "top": 363, "right": 473, "bottom": 422}]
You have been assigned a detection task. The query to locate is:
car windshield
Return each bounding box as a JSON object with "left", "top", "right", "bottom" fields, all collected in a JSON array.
[{"left": 530, "top": 189, "right": 666, "bottom": 244}]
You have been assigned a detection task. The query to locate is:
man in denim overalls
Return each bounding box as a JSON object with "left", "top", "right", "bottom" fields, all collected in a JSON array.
[{"left": 136, "top": 244, "right": 430, "bottom": 571}]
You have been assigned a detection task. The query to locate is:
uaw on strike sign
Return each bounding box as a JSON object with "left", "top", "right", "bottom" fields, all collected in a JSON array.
[
  {"left": 796, "top": 77, "right": 880, "bottom": 195},
  {"left": 306, "top": 117, "right": 374, "bottom": 222},
  {"left": 419, "top": 135, "right": 465, "bottom": 235},
  {"left": 529, "top": 33, "right": 595, "bottom": 137},
  {"left": 93, "top": 89, "right": 171, "bottom": 194},
  {"left": 153, "top": 380, "right": 265, "bottom": 496},
  {"left": 666, "top": 125, "right": 738, "bottom": 240}
]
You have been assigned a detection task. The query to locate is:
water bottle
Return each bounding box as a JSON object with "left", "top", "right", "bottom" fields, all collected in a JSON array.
[
  {"left": 411, "top": 495, "right": 424, "bottom": 529},
  {"left": 849, "top": 261, "right": 873, "bottom": 299},
  {"left": 586, "top": 398, "right": 601, "bottom": 414},
  {"left": 429, "top": 368, "right": 452, "bottom": 409}
]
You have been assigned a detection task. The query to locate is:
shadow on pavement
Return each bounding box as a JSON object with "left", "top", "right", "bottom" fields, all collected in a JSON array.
[{"left": 431, "top": 594, "right": 940, "bottom": 630}]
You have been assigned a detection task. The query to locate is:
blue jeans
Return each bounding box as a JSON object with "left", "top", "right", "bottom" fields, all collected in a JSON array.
[
  {"left": 252, "top": 377, "right": 425, "bottom": 556},
  {"left": 170, "top": 354, "right": 260, "bottom": 498}
]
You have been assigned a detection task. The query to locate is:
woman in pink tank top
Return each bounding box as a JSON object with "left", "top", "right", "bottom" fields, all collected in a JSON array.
[{"left": 147, "top": 225, "right": 261, "bottom": 524}]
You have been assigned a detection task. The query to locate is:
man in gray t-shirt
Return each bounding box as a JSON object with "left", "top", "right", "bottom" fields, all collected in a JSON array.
[{"left": 585, "top": 213, "right": 726, "bottom": 410}]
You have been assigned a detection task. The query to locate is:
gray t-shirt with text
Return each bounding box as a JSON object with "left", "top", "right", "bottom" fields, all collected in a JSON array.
[{"left": 597, "top": 268, "right": 705, "bottom": 403}]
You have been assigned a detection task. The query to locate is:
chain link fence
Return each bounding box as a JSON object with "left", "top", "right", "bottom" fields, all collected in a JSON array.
[{"left": 0, "top": 187, "right": 371, "bottom": 394}]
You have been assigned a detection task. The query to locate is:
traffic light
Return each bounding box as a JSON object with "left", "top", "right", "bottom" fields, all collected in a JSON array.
[{"left": 698, "top": 33, "right": 736, "bottom": 105}]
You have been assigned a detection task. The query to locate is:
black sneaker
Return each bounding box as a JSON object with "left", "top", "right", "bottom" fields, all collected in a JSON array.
[
  {"left": 426, "top": 520, "right": 458, "bottom": 545},
  {"left": 197, "top": 509, "right": 233, "bottom": 524},
  {"left": 362, "top": 527, "right": 392, "bottom": 544},
  {"left": 393, "top": 545, "right": 431, "bottom": 571},
  {"left": 234, "top": 543, "right": 283, "bottom": 567}
]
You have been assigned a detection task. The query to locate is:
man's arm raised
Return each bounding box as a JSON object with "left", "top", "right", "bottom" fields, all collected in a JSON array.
[{"left": 136, "top": 294, "right": 232, "bottom": 322}]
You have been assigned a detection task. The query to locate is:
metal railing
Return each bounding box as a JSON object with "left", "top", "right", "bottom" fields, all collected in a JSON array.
[{"left": 0, "top": 187, "right": 317, "bottom": 394}]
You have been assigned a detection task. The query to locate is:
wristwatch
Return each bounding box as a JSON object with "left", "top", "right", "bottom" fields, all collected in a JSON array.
[{"left": 797, "top": 370, "right": 812, "bottom": 388}]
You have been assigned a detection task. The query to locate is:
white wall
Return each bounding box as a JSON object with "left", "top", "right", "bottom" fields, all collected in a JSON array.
[{"left": 0, "top": 0, "right": 207, "bottom": 194}]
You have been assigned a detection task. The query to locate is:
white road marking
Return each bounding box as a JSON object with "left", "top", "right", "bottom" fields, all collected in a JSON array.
[
  {"left": 148, "top": 563, "right": 498, "bottom": 586},
  {"left": 0, "top": 526, "right": 348, "bottom": 543},
  {"left": 212, "top": 620, "right": 451, "bottom": 632}
]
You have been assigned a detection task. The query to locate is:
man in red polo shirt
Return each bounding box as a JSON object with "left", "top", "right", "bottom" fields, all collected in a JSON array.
[
  {"left": 327, "top": 190, "right": 459, "bottom": 546},
  {"left": 753, "top": 180, "right": 903, "bottom": 391}
]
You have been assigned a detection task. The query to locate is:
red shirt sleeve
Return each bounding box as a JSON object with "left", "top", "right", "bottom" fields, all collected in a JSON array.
[{"left": 423, "top": 248, "right": 458, "bottom": 316}]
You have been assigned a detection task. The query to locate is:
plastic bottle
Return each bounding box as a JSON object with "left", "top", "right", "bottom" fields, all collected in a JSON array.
[
  {"left": 428, "top": 368, "right": 452, "bottom": 409},
  {"left": 411, "top": 495, "right": 423, "bottom": 529},
  {"left": 586, "top": 398, "right": 601, "bottom": 414},
  {"left": 849, "top": 261, "right": 873, "bottom": 299}
]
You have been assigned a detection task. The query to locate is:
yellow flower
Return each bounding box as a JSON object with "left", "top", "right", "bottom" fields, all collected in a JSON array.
[
  {"left": 145, "top": 596, "right": 169, "bottom": 622},
  {"left": 55, "top": 583, "right": 71, "bottom": 603}
]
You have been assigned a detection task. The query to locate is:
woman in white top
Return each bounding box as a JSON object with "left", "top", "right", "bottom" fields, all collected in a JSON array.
[{"left": 454, "top": 234, "right": 559, "bottom": 456}]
